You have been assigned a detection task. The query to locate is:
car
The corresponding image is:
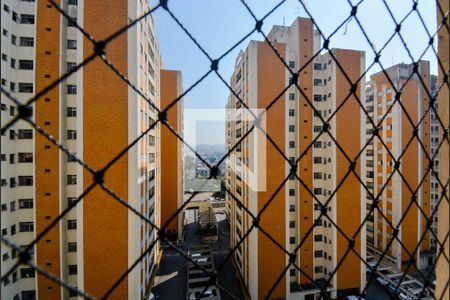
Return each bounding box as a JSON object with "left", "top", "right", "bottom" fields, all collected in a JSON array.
[
  {"left": 376, "top": 276, "right": 389, "bottom": 286},
  {"left": 347, "top": 296, "right": 365, "bottom": 300},
  {"left": 189, "top": 289, "right": 215, "bottom": 300},
  {"left": 388, "top": 282, "right": 401, "bottom": 296}
]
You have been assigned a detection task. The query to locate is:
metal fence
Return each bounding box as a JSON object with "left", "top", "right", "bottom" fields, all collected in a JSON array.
[{"left": 1, "top": 0, "right": 448, "bottom": 299}]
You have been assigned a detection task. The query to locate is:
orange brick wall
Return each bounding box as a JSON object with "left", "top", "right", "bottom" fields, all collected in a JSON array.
[
  {"left": 256, "top": 41, "right": 287, "bottom": 299},
  {"left": 436, "top": 0, "right": 449, "bottom": 297},
  {"left": 83, "top": 0, "right": 129, "bottom": 298},
  {"left": 334, "top": 49, "right": 362, "bottom": 289},
  {"left": 160, "top": 70, "right": 181, "bottom": 235},
  {"left": 297, "top": 18, "right": 314, "bottom": 285},
  {"left": 35, "top": 1, "right": 62, "bottom": 298}
]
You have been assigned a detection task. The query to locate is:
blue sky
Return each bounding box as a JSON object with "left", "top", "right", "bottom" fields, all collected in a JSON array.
[{"left": 150, "top": 0, "right": 438, "bottom": 145}]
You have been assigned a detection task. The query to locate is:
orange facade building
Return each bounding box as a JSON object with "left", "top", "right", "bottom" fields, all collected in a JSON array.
[
  {"left": 367, "top": 61, "right": 433, "bottom": 272},
  {"left": 225, "top": 18, "right": 366, "bottom": 299},
  {"left": 1, "top": 0, "right": 162, "bottom": 299},
  {"left": 160, "top": 69, "right": 184, "bottom": 240}
]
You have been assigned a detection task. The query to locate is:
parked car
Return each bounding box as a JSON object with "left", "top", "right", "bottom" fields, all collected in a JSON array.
[
  {"left": 347, "top": 295, "right": 365, "bottom": 300},
  {"left": 388, "top": 282, "right": 402, "bottom": 296},
  {"left": 376, "top": 276, "right": 389, "bottom": 286},
  {"left": 189, "top": 288, "right": 215, "bottom": 300},
  {"left": 195, "top": 257, "right": 209, "bottom": 263}
]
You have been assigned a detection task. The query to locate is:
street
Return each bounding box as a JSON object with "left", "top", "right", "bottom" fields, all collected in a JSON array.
[{"left": 153, "top": 209, "right": 244, "bottom": 300}]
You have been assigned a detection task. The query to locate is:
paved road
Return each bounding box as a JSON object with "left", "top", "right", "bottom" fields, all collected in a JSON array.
[
  {"left": 366, "top": 276, "right": 392, "bottom": 300},
  {"left": 153, "top": 249, "right": 187, "bottom": 300},
  {"left": 154, "top": 212, "right": 244, "bottom": 300}
]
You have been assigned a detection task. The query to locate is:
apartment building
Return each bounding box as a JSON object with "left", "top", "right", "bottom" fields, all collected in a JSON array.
[
  {"left": 364, "top": 84, "right": 376, "bottom": 254},
  {"left": 366, "top": 61, "right": 433, "bottom": 271},
  {"left": 1, "top": 0, "right": 162, "bottom": 299},
  {"left": 225, "top": 18, "right": 366, "bottom": 299},
  {"left": 160, "top": 69, "right": 184, "bottom": 240},
  {"left": 429, "top": 74, "right": 440, "bottom": 265}
]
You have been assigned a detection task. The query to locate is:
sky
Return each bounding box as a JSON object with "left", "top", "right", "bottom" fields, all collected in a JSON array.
[{"left": 150, "top": 0, "right": 438, "bottom": 145}]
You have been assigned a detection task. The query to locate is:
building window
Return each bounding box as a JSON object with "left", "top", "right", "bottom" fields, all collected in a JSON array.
[
  {"left": 67, "top": 18, "right": 77, "bottom": 27},
  {"left": 18, "top": 83, "right": 33, "bottom": 93},
  {"left": 67, "top": 107, "right": 77, "bottom": 117},
  {"left": 67, "top": 197, "right": 77, "bottom": 206},
  {"left": 289, "top": 109, "right": 295, "bottom": 116},
  {"left": 19, "top": 60, "right": 33, "bottom": 70},
  {"left": 289, "top": 93, "right": 295, "bottom": 100},
  {"left": 314, "top": 250, "right": 323, "bottom": 258},
  {"left": 20, "top": 268, "right": 35, "bottom": 278},
  {"left": 288, "top": 61, "right": 295, "bottom": 68},
  {"left": 20, "top": 37, "right": 34, "bottom": 47},
  {"left": 67, "top": 39, "right": 77, "bottom": 49},
  {"left": 313, "top": 63, "right": 322, "bottom": 70},
  {"left": 18, "top": 129, "right": 33, "bottom": 139},
  {"left": 67, "top": 175, "right": 77, "bottom": 185},
  {"left": 18, "top": 153, "right": 33, "bottom": 163},
  {"left": 11, "top": 34, "right": 16, "bottom": 45},
  {"left": 67, "top": 130, "right": 77, "bottom": 140},
  {"left": 68, "top": 0, "right": 78, "bottom": 5},
  {"left": 314, "top": 266, "right": 323, "bottom": 273},
  {"left": 289, "top": 189, "right": 295, "bottom": 196},
  {"left": 314, "top": 94, "right": 322, "bottom": 102},
  {"left": 289, "top": 221, "right": 295, "bottom": 228},
  {"left": 67, "top": 220, "right": 77, "bottom": 230},
  {"left": 313, "top": 157, "right": 322, "bottom": 163},
  {"left": 314, "top": 234, "right": 323, "bottom": 242},
  {"left": 289, "top": 125, "right": 295, "bottom": 132},
  {"left": 68, "top": 265, "right": 77, "bottom": 275},
  {"left": 68, "top": 242, "right": 77, "bottom": 252},
  {"left": 12, "top": 272, "right": 18, "bottom": 284},
  {"left": 67, "top": 85, "right": 77, "bottom": 94},
  {"left": 11, "top": 224, "right": 16, "bottom": 235},
  {"left": 18, "top": 176, "right": 33, "bottom": 186},
  {"left": 67, "top": 62, "right": 77, "bottom": 72},
  {"left": 313, "top": 79, "right": 322, "bottom": 86},
  {"left": 19, "top": 199, "right": 33, "bottom": 209},
  {"left": 313, "top": 188, "right": 322, "bottom": 195},
  {"left": 290, "top": 269, "right": 296, "bottom": 276},
  {"left": 20, "top": 14, "right": 35, "bottom": 24},
  {"left": 67, "top": 153, "right": 77, "bottom": 162},
  {"left": 19, "top": 222, "right": 34, "bottom": 232},
  {"left": 69, "top": 289, "right": 78, "bottom": 298},
  {"left": 289, "top": 141, "right": 295, "bottom": 148},
  {"left": 289, "top": 205, "right": 295, "bottom": 212},
  {"left": 289, "top": 237, "right": 296, "bottom": 244},
  {"left": 21, "top": 291, "right": 36, "bottom": 299},
  {"left": 314, "top": 172, "right": 322, "bottom": 179},
  {"left": 314, "top": 141, "right": 322, "bottom": 148}
]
